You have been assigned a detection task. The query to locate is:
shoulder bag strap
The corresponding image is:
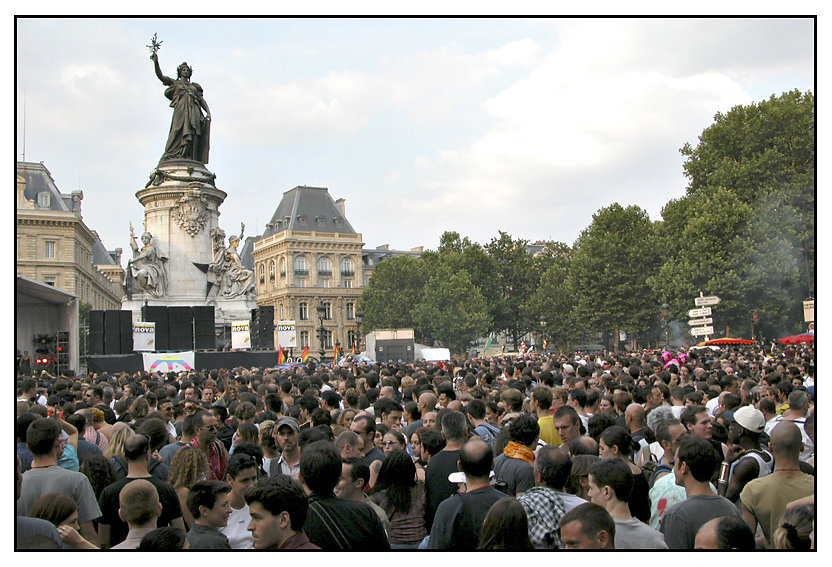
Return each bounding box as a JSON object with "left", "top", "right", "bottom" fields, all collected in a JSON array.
[{"left": 308, "top": 499, "right": 352, "bottom": 550}]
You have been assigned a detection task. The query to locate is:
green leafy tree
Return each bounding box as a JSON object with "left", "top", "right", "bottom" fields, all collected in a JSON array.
[
  {"left": 413, "top": 262, "right": 489, "bottom": 355},
  {"left": 527, "top": 242, "right": 577, "bottom": 350},
  {"left": 650, "top": 89, "right": 814, "bottom": 338},
  {"left": 357, "top": 254, "right": 425, "bottom": 333},
  {"left": 567, "top": 203, "right": 659, "bottom": 350},
  {"left": 484, "top": 231, "right": 539, "bottom": 349}
]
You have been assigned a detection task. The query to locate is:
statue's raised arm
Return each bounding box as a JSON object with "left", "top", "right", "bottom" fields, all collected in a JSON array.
[{"left": 150, "top": 52, "right": 174, "bottom": 86}]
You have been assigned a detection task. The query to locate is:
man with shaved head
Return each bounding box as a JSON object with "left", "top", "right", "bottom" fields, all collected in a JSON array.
[
  {"left": 405, "top": 391, "right": 438, "bottom": 437},
  {"left": 427, "top": 439, "right": 504, "bottom": 550},
  {"left": 740, "top": 421, "right": 814, "bottom": 546}
]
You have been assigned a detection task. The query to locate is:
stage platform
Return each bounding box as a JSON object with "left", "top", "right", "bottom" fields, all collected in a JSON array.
[{"left": 86, "top": 350, "right": 282, "bottom": 375}]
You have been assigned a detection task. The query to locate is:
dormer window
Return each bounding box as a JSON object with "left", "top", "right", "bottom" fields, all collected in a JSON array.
[
  {"left": 37, "top": 192, "right": 51, "bottom": 208},
  {"left": 283, "top": 216, "right": 290, "bottom": 226},
  {"left": 316, "top": 215, "right": 326, "bottom": 227},
  {"left": 333, "top": 217, "right": 343, "bottom": 228},
  {"left": 297, "top": 215, "right": 308, "bottom": 226}
]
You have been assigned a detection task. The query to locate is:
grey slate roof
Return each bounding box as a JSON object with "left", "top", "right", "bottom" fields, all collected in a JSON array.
[
  {"left": 239, "top": 236, "right": 257, "bottom": 271},
  {"left": 17, "top": 161, "right": 119, "bottom": 265},
  {"left": 17, "top": 161, "right": 71, "bottom": 211},
  {"left": 92, "top": 240, "right": 118, "bottom": 266},
  {"left": 262, "top": 186, "right": 355, "bottom": 238}
]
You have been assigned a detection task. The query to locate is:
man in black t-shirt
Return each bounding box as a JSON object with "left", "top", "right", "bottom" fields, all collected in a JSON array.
[
  {"left": 83, "top": 386, "right": 116, "bottom": 424},
  {"left": 424, "top": 410, "right": 468, "bottom": 530},
  {"left": 350, "top": 415, "right": 385, "bottom": 466},
  {"left": 98, "top": 434, "right": 184, "bottom": 548}
]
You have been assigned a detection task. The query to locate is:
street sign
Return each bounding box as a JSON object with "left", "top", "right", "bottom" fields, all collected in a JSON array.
[
  {"left": 687, "top": 307, "right": 712, "bottom": 318},
  {"left": 695, "top": 296, "right": 721, "bottom": 307},
  {"left": 690, "top": 326, "right": 714, "bottom": 336},
  {"left": 688, "top": 317, "right": 713, "bottom": 327}
]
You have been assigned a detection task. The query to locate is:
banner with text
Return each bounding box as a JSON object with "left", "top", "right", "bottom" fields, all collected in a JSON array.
[
  {"left": 142, "top": 351, "right": 195, "bottom": 373},
  {"left": 232, "top": 320, "right": 252, "bottom": 350},
  {"left": 277, "top": 320, "right": 297, "bottom": 349},
  {"left": 133, "top": 322, "right": 156, "bottom": 352}
]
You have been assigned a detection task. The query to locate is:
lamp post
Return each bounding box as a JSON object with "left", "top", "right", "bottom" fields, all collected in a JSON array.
[
  {"left": 355, "top": 311, "right": 364, "bottom": 354},
  {"left": 660, "top": 302, "right": 670, "bottom": 349},
  {"left": 316, "top": 303, "right": 327, "bottom": 363}
]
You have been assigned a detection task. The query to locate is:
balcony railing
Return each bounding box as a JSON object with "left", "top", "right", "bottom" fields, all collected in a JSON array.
[{"left": 294, "top": 270, "right": 309, "bottom": 277}]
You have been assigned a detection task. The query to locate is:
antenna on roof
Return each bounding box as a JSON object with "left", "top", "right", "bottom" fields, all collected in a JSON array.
[{"left": 21, "top": 88, "right": 26, "bottom": 162}]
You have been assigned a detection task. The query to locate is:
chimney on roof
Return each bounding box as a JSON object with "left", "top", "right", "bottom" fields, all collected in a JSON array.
[
  {"left": 112, "top": 248, "right": 122, "bottom": 265},
  {"left": 71, "top": 190, "right": 83, "bottom": 216},
  {"left": 335, "top": 198, "right": 346, "bottom": 218}
]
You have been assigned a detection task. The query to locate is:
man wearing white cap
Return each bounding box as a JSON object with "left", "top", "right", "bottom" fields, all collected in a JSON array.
[{"left": 721, "top": 405, "right": 772, "bottom": 504}]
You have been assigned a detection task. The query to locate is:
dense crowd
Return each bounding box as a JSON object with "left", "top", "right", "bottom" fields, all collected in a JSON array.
[{"left": 15, "top": 344, "right": 815, "bottom": 551}]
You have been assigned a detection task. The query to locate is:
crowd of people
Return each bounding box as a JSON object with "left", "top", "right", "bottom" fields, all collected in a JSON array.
[{"left": 15, "top": 343, "right": 815, "bottom": 551}]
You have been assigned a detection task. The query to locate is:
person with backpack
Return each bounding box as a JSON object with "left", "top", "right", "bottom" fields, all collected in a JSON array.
[
  {"left": 648, "top": 419, "right": 688, "bottom": 530},
  {"left": 465, "top": 399, "right": 500, "bottom": 450},
  {"left": 721, "top": 406, "right": 772, "bottom": 505}
]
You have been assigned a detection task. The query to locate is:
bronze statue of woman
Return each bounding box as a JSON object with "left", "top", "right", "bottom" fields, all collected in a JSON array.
[{"left": 151, "top": 50, "right": 212, "bottom": 164}]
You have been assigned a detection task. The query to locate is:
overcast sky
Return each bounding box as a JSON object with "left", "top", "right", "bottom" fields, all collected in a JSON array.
[{"left": 15, "top": 16, "right": 815, "bottom": 267}]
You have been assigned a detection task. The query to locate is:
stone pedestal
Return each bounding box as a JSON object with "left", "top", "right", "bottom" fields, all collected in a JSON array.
[{"left": 122, "top": 159, "right": 256, "bottom": 328}]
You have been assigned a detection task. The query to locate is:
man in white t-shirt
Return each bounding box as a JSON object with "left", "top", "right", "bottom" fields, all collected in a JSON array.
[{"left": 220, "top": 453, "right": 258, "bottom": 548}]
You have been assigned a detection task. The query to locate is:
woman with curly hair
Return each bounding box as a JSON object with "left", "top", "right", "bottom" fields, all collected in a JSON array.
[
  {"left": 168, "top": 447, "right": 209, "bottom": 529},
  {"left": 129, "top": 396, "right": 149, "bottom": 424},
  {"left": 338, "top": 407, "right": 357, "bottom": 430},
  {"left": 80, "top": 453, "right": 118, "bottom": 500},
  {"left": 84, "top": 408, "right": 110, "bottom": 451},
  {"left": 29, "top": 493, "right": 98, "bottom": 549},
  {"left": 369, "top": 449, "right": 427, "bottom": 549}
]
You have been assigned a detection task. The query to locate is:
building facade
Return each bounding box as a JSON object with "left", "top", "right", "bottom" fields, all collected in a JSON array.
[
  {"left": 251, "top": 186, "right": 364, "bottom": 359},
  {"left": 16, "top": 161, "right": 125, "bottom": 311}
]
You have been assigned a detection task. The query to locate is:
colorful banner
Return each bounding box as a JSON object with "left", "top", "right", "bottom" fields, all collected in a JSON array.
[
  {"left": 277, "top": 320, "right": 297, "bottom": 349},
  {"left": 277, "top": 346, "right": 285, "bottom": 364},
  {"left": 142, "top": 351, "right": 195, "bottom": 373},
  {"left": 133, "top": 322, "right": 156, "bottom": 352},
  {"left": 301, "top": 345, "right": 309, "bottom": 362},
  {"left": 232, "top": 320, "right": 251, "bottom": 350}
]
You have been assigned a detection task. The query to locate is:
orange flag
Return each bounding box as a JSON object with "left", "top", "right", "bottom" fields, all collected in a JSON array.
[
  {"left": 301, "top": 345, "right": 309, "bottom": 362},
  {"left": 277, "top": 346, "right": 285, "bottom": 365}
]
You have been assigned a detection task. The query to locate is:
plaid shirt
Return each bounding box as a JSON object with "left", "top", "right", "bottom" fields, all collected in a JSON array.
[{"left": 517, "top": 486, "right": 567, "bottom": 549}]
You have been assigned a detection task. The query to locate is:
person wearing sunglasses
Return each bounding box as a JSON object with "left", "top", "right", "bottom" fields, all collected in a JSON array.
[{"left": 190, "top": 410, "right": 228, "bottom": 481}]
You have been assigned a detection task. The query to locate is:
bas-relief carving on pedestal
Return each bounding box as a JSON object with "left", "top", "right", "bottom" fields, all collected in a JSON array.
[{"left": 172, "top": 185, "right": 210, "bottom": 237}]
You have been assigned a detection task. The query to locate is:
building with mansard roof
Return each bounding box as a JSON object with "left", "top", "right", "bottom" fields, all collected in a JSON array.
[
  {"left": 16, "top": 161, "right": 125, "bottom": 311},
  {"left": 244, "top": 185, "right": 424, "bottom": 359}
]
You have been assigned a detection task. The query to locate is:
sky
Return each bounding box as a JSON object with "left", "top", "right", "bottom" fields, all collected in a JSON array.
[{"left": 14, "top": 15, "right": 816, "bottom": 269}]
